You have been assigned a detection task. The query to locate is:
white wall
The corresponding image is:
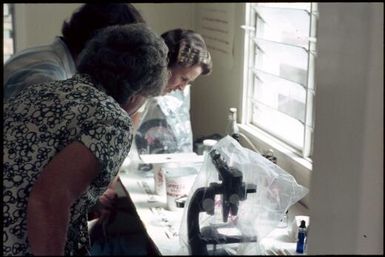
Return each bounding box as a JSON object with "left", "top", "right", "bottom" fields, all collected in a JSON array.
[
  {"left": 13, "top": 3, "right": 194, "bottom": 51},
  {"left": 14, "top": 4, "right": 82, "bottom": 51},
  {"left": 357, "top": 3, "right": 384, "bottom": 253},
  {"left": 190, "top": 4, "right": 246, "bottom": 139},
  {"left": 134, "top": 3, "right": 194, "bottom": 34},
  {"left": 307, "top": 3, "right": 383, "bottom": 254}
]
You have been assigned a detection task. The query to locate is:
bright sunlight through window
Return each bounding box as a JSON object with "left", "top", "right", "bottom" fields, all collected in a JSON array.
[
  {"left": 3, "top": 3, "right": 15, "bottom": 63},
  {"left": 242, "top": 2, "right": 318, "bottom": 159}
]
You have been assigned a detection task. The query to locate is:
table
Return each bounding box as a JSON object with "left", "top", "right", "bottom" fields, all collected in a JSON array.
[
  {"left": 118, "top": 157, "right": 302, "bottom": 255},
  {"left": 118, "top": 164, "right": 188, "bottom": 255}
]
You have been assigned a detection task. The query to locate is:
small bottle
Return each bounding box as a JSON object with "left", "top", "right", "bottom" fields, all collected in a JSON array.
[
  {"left": 296, "top": 220, "right": 307, "bottom": 253},
  {"left": 226, "top": 107, "right": 240, "bottom": 142}
]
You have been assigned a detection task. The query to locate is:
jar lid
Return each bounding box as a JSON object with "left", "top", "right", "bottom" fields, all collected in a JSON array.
[{"left": 203, "top": 139, "right": 218, "bottom": 147}]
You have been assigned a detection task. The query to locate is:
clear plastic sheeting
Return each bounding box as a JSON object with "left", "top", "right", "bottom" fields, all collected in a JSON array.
[
  {"left": 178, "top": 136, "right": 308, "bottom": 255},
  {"left": 135, "top": 87, "right": 193, "bottom": 154}
]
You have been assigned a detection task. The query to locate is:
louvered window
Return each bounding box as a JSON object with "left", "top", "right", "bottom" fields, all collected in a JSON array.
[
  {"left": 242, "top": 2, "right": 318, "bottom": 158},
  {"left": 3, "top": 3, "right": 15, "bottom": 63}
]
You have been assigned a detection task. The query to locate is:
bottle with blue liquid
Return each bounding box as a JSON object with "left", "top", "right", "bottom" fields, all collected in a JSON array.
[{"left": 296, "top": 220, "right": 307, "bottom": 253}]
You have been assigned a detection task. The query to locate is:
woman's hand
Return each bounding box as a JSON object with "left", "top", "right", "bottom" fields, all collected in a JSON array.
[
  {"left": 98, "top": 187, "right": 118, "bottom": 209},
  {"left": 94, "top": 187, "right": 118, "bottom": 225},
  {"left": 88, "top": 178, "right": 119, "bottom": 223},
  {"left": 88, "top": 185, "right": 120, "bottom": 244}
]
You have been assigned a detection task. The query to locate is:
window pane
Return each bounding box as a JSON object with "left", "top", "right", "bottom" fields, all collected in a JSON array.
[
  {"left": 251, "top": 101, "right": 304, "bottom": 149},
  {"left": 252, "top": 71, "right": 307, "bottom": 123},
  {"left": 255, "top": 6, "right": 311, "bottom": 48},
  {"left": 255, "top": 40, "right": 309, "bottom": 86},
  {"left": 3, "top": 3, "right": 14, "bottom": 63},
  {"left": 255, "top": 3, "right": 311, "bottom": 11},
  {"left": 4, "top": 3, "right": 10, "bottom": 15},
  {"left": 243, "top": 3, "right": 317, "bottom": 157}
]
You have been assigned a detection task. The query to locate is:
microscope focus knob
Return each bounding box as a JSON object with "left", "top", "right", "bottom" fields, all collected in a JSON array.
[{"left": 202, "top": 198, "right": 215, "bottom": 214}]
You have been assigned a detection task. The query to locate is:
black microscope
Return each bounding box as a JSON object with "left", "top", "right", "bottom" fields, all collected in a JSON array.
[{"left": 186, "top": 149, "right": 257, "bottom": 255}]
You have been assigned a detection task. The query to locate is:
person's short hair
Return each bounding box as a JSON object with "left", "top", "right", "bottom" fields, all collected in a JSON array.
[
  {"left": 161, "top": 29, "right": 213, "bottom": 75},
  {"left": 77, "top": 23, "right": 169, "bottom": 104},
  {"left": 61, "top": 3, "right": 145, "bottom": 57}
]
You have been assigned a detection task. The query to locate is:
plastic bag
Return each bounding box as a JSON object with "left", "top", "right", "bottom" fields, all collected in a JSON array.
[
  {"left": 178, "top": 136, "right": 309, "bottom": 255},
  {"left": 135, "top": 87, "right": 193, "bottom": 154}
]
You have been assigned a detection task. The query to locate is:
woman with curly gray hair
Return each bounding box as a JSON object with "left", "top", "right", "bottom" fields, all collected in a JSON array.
[
  {"left": 3, "top": 23, "right": 168, "bottom": 256},
  {"left": 77, "top": 23, "right": 169, "bottom": 113}
]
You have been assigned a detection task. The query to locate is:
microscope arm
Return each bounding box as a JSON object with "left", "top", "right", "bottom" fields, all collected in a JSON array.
[{"left": 187, "top": 185, "right": 216, "bottom": 255}]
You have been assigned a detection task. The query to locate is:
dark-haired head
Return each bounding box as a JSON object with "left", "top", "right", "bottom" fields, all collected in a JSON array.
[
  {"left": 62, "top": 3, "right": 145, "bottom": 59},
  {"left": 77, "top": 23, "right": 168, "bottom": 107},
  {"left": 161, "top": 29, "right": 212, "bottom": 75}
]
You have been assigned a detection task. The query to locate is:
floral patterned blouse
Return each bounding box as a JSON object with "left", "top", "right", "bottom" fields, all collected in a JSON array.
[{"left": 3, "top": 73, "right": 132, "bottom": 256}]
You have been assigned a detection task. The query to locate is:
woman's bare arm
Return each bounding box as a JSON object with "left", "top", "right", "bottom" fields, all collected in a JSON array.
[{"left": 27, "top": 141, "right": 100, "bottom": 255}]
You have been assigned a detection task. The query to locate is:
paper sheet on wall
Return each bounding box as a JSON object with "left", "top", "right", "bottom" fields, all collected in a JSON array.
[{"left": 195, "top": 3, "right": 235, "bottom": 69}]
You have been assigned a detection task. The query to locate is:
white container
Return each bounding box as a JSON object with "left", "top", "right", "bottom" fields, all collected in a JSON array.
[
  {"left": 154, "top": 163, "right": 177, "bottom": 196},
  {"left": 164, "top": 166, "right": 199, "bottom": 211},
  {"left": 202, "top": 139, "right": 218, "bottom": 155},
  {"left": 139, "top": 153, "right": 204, "bottom": 195}
]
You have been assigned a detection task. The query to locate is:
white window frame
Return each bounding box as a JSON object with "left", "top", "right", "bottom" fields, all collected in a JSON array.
[{"left": 240, "top": 3, "right": 318, "bottom": 172}]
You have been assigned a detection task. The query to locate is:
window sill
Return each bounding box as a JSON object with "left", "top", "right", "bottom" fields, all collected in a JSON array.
[{"left": 238, "top": 124, "right": 312, "bottom": 169}]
